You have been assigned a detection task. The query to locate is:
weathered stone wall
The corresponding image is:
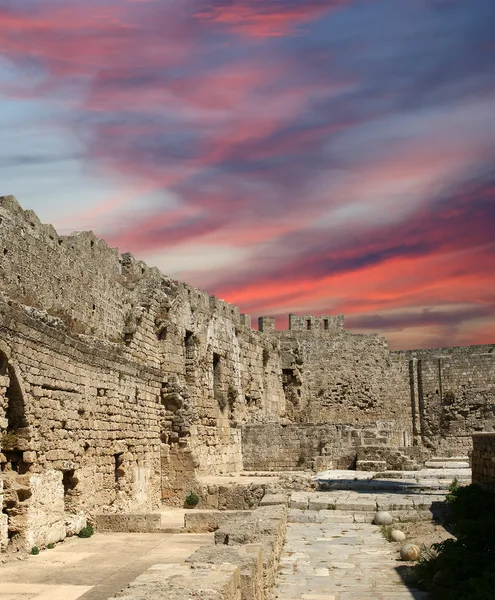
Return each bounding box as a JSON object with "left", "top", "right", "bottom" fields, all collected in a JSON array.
[
  {"left": 1, "top": 194, "right": 494, "bottom": 554},
  {"left": 396, "top": 346, "right": 495, "bottom": 454},
  {"left": 472, "top": 433, "right": 495, "bottom": 492},
  {"left": 0, "top": 195, "right": 286, "bottom": 551},
  {"left": 0, "top": 307, "right": 162, "bottom": 550},
  {"left": 242, "top": 422, "right": 406, "bottom": 471},
  {"left": 272, "top": 322, "right": 412, "bottom": 438}
]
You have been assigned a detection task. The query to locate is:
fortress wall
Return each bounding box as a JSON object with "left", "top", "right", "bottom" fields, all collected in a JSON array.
[
  {"left": 0, "top": 196, "right": 287, "bottom": 541},
  {"left": 0, "top": 196, "right": 127, "bottom": 340},
  {"left": 273, "top": 326, "right": 412, "bottom": 438},
  {"left": 396, "top": 345, "right": 495, "bottom": 453},
  {"left": 241, "top": 422, "right": 404, "bottom": 471},
  {"left": 0, "top": 303, "right": 163, "bottom": 550}
]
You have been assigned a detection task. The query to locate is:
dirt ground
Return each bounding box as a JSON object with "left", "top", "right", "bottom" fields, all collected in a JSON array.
[{"left": 392, "top": 520, "right": 455, "bottom": 551}]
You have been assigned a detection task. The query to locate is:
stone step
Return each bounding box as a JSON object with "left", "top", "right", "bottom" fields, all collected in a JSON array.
[
  {"left": 425, "top": 460, "right": 470, "bottom": 469},
  {"left": 289, "top": 507, "right": 445, "bottom": 525},
  {"left": 376, "top": 469, "right": 471, "bottom": 480},
  {"left": 317, "top": 478, "right": 462, "bottom": 492}
]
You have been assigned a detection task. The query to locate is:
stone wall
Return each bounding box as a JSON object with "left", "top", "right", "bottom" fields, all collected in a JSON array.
[
  {"left": 272, "top": 322, "right": 412, "bottom": 437},
  {"left": 242, "top": 422, "right": 407, "bottom": 471},
  {"left": 396, "top": 346, "right": 495, "bottom": 454},
  {"left": 0, "top": 196, "right": 286, "bottom": 551},
  {"left": 471, "top": 433, "right": 495, "bottom": 492},
  {"left": 1, "top": 194, "right": 494, "bottom": 553}
]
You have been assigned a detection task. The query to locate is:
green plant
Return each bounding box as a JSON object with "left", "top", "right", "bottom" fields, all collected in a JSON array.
[
  {"left": 297, "top": 455, "right": 306, "bottom": 467},
  {"left": 31, "top": 546, "right": 40, "bottom": 555},
  {"left": 413, "top": 484, "right": 495, "bottom": 599},
  {"left": 77, "top": 524, "right": 94, "bottom": 538},
  {"left": 47, "top": 543, "right": 54, "bottom": 549},
  {"left": 380, "top": 525, "right": 394, "bottom": 542},
  {"left": 185, "top": 491, "right": 199, "bottom": 507},
  {"left": 1, "top": 431, "right": 18, "bottom": 450}
]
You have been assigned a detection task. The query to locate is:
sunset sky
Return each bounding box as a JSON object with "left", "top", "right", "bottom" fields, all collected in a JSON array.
[{"left": 1, "top": 0, "right": 494, "bottom": 349}]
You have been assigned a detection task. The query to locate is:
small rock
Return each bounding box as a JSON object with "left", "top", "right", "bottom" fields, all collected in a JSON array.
[
  {"left": 373, "top": 511, "right": 393, "bottom": 525},
  {"left": 390, "top": 530, "right": 406, "bottom": 542},
  {"left": 400, "top": 543, "right": 421, "bottom": 561}
]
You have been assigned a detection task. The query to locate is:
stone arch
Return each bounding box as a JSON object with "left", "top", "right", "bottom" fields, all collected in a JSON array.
[
  {"left": 1, "top": 344, "right": 32, "bottom": 552},
  {"left": 0, "top": 347, "right": 30, "bottom": 472}
]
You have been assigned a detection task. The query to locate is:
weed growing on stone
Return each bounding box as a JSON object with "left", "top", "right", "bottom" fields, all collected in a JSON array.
[
  {"left": 380, "top": 525, "right": 394, "bottom": 542},
  {"left": 47, "top": 543, "right": 55, "bottom": 549},
  {"left": 185, "top": 491, "right": 199, "bottom": 507},
  {"left": 31, "top": 546, "right": 39, "bottom": 555},
  {"left": 77, "top": 524, "right": 94, "bottom": 538}
]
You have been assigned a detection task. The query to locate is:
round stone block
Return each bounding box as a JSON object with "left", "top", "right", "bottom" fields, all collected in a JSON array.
[
  {"left": 390, "top": 530, "right": 406, "bottom": 542},
  {"left": 373, "top": 511, "right": 393, "bottom": 525},
  {"left": 400, "top": 543, "right": 421, "bottom": 561}
]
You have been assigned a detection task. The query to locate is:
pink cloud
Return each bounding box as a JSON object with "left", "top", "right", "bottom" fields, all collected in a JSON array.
[{"left": 195, "top": 0, "right": 351, "bottom": 38}]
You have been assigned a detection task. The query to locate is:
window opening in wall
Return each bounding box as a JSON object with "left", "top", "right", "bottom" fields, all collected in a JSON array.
[
  {"left": 185, "top": 330, "right": 194, "bottom": 346},
  {"left": 324, "top": 319, "right": 329, "bottom": 330},
  {"left": 184, "top": 330, "right": 196, "bottom": 382},
  {"left": 114, "top": 453, "right": 124, "bottom": 488},
  {"left": 213, "top": 352, "right": 225, "bottom": 410},
  {"left": 62, "top": 469, "right": 77, "bottom": 511},
  {"left": 306, "top": 319, "right": 311, "bottom": 330}
]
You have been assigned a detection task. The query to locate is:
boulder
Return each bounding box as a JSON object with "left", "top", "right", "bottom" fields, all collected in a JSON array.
[
  {"left": 390, "top": 530, "right": 406, "bottom": 542},
  {"left": 373, "top": 511, "right": 393, "bottom": 525},
  {"left": 400, "top": 543, "right": 421, "bottom": 561}
]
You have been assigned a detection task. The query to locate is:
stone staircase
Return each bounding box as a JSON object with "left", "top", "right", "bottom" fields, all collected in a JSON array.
[{"left": 315, "top": 455, "right": 471, "bottom": 493}]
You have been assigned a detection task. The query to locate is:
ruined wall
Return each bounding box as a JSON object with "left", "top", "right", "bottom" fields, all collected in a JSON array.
[
  {"left": 0, "top": 195, "right": 127, "bottom": 340},
  {"left": 472, "top": 433, "right": 495, "bottom": 492},
  {"left": 242, "top": 422, "right": 405, "bottom": 471},
  {"left": 1, "top": 194, "right": 494, "bottom": 552},
  {"left": 0, "top": 308, "right": 162, "bottom": 551},
  {"left": 396, "top": 345, "right": 495, "bottom": 454},
  {"left": 268, "top": 317, "right": 412, "bottom": 440},
  {"left": 0, "top": 196, "right": 287, "bottom": 550}
]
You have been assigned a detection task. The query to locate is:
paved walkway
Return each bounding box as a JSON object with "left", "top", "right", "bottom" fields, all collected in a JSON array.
[
  {"left": 0, "top": 531, "right": 212, "bottom": 600},
  {"left": 275, "top": 504, "right": 427, "bottom": 600}
]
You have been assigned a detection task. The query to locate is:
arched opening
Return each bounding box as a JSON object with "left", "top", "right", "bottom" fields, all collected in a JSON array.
[
  {"left": 1, "top": 350, "right": 32, "bottom": 551},
  {"left": 1, "top": 356, "right": 29, "bottom": 474}
]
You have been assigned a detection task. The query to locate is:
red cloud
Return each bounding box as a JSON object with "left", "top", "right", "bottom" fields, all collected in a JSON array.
[{"left": 195, "top": 0, "right": 351, "bottom": 37}]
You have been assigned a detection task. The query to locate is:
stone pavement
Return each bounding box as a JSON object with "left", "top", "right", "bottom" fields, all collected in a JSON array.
[
  {"left": 275, "top": 495, "right": 429, "bottom": 600},
  {"left": 290, "top": 490, "right": 446, "bottom": 524},
  {"left": 0, "top": 531, "right": 212, "bottom": 600}
]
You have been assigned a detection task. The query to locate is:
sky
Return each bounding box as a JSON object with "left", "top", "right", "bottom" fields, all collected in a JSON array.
[{"left": 1, "top": 0, "right": 495, "bottom": 349}]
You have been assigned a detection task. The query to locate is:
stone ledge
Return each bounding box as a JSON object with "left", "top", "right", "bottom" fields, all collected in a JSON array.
[
  {"left": 184, "top": 510, "right": 252, "bottom": 533},
  {"left": 187, "top": 544, "right": 263, "bottom": 600},
  {"left": 109, "top": 562, "right": 241, "bottom": 600},
  {"left": 94, "top": 513, "right": 161, "bottom": 533},
  {"left": 214, "top": 504, "right": 288, "bottom": 598}
]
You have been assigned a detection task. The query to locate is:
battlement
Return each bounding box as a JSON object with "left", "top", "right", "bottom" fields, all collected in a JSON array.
[
  {"left": 0, "top": 196, "right": 249, "bottom": 338},
  {"left": 288, "top": 313, "right": 344, "bottom": 331}
]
